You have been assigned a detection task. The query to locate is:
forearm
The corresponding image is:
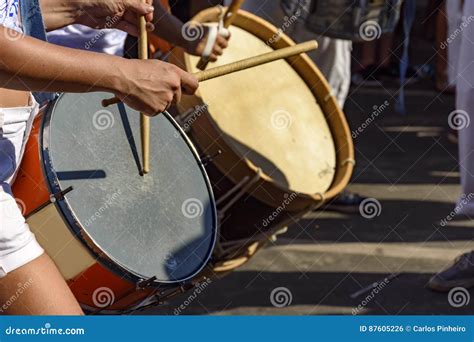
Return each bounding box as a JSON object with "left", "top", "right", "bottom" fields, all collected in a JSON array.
[
  {"left": 39, "top": 0, "right": 79, "bottom": 31},
  {"left": 151, "top": 0, "right": 189, "bottom": 49},
  {"left": 0, "top": 27, "right": 124, "bottom": 94}
]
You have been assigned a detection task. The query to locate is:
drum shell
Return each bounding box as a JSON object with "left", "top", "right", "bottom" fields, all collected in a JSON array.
[
  {"left": 12, "top": 101, "right": 218, "bottom": 313},
  {"left": 170, "top": 8, "right": 354, "bottom": 214},
  {"left": 10, "top": 111, "right": 159, "bottom": 311}
]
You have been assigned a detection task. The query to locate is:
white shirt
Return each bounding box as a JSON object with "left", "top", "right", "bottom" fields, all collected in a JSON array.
[
  {"left": 47, "top": 24, "right": 127, "bottom": 56},
  {"left": 0, "top": 0, "right": 22, "bottom": 32}
]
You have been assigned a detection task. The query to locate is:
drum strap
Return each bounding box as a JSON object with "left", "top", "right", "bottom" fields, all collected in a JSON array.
[{"left": 201, "top": 6, "right": 230, "bottom": 63}]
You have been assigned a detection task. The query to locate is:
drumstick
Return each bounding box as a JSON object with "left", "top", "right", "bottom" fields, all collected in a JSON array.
[
  {"left": 139, "top": 5, "right": 151, "bottom": 175},
  {"left": 102, "top": 40, "right": 318, "bottom": 108},
  {"left": 223, "top": 0, "right": 245, "bottom": 27},
  {"left": 196, "top": 0, "right": 245, "bottom": 70}
]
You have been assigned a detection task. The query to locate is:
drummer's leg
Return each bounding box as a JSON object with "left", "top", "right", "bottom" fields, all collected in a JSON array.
[
  {"left": 0, "top": 254, "right": 83, "bottom": 315},
  {"left": 0, "top": 185, "right": 82, "bottom": 315}
]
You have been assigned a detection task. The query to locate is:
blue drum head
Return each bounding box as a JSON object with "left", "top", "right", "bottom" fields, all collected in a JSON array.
[{"left": 42, "top": 93, "right": 217, "bottom": 284}]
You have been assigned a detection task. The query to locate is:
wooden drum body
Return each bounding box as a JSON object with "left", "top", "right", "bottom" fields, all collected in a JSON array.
[
  {"left": 12, "top": 93, "right": 218, "bottom": 313},
  {"left": 170, "top": 9, "right": 354, "bottom": 247}
]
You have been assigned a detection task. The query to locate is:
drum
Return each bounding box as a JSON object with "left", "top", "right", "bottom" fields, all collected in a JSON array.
[
  {"left": 281, "top": 0, "right": 403, "bottom": 41},
  {"left": 170, "top": 8, "right": 354, "bottom": 267},
  {"left": 12, "top": 93, "right": 218, "bottom": 313}
]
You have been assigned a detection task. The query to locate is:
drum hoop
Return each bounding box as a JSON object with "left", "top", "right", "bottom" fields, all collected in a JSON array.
[
  {"left": 40, "top": 94, "right": 219, "bottom": 287},
  {"left": 178, "top": 8, "right": 354, "bottom": 210}
]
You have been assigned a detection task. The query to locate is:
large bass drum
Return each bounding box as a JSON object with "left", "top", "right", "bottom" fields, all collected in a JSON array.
[
  {"left": 12, "top": 93, "right": 218, "bottom": 313},
  {"left": 170, "top": 8, "right": 354, "bottom": 272}
]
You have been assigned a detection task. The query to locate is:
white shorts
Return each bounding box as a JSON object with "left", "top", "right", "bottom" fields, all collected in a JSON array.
[{"left": 0, "top": 99, "right": 44, "bottom": 277}]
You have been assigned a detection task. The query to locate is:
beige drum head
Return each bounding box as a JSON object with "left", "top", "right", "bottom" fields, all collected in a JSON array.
[{"left": 187, "top": 26, "right": 336, "bottom": 194}]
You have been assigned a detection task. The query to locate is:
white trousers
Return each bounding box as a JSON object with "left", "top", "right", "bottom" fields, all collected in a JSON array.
[
  {"left": 0, "top": 98, "right": 44, "bottom": 277},
  {"left": 456, "top": 1, "right": 474, "bottom": 215}
]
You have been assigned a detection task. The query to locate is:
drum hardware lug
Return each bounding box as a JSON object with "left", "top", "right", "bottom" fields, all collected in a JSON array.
[
  {"left": 341, "top": 158, "right": 356, "bottom": 167},
  {"left": 136, "top": 276, "right": 158, "bottom": 290},
  {"left": 176, "top": 103, "right": 209, "bottom": 129},
  {"left": 25, "top": 186, "right": 74, "bottom": 219},
  {"left": 49, "top": 186, "right": 74, "bottom": 203},
  {"left": 201, "top": 150, "right": 222, "bottom": 166}
]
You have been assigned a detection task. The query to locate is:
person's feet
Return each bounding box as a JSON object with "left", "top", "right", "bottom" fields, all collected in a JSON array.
[
  {"left": 427, "top": 251, "right": 474, "bottom": 292},
  {"left": 324, "top": 190, "right": 367, "bottom": 214}
]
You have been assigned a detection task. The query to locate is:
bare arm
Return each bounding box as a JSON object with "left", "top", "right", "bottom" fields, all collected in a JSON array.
[
  {"left": 39, "top": 0, "right": 154, "bottom": 34},
  {"left": 151, "top": 0, "right": 228, "bottom": 61},
  {"left": 0, "top": 26, "right": 198, "bottom": 115},
  {"left": 0, "top": 26, "right": 123, "bottom": 93}
]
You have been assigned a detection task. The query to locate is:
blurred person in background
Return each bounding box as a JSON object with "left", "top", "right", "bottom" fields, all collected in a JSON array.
[
  {"left": 242, "top": 0, "right": 366, "bottom": 213},
  {"left": 428, "top": 0, "right": 474, "bottom": 292}
]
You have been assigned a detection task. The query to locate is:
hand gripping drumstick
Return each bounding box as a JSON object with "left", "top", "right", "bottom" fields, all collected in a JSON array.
[
  {"left": 196, "top": 0, "right": 245, "bottom": 71},
  {"left": 102, "top": 40, "right": 318, "bottom": 107},
  {"left": 139, "top": 4, "right": 151, "bottom": 174}
]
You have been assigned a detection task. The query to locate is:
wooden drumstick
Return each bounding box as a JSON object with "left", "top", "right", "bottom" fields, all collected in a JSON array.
[
  {"left": 139, "top": 5, "right": 151, "bottom": 175},
  {"left": 223, "top": 0, "right": 245, "bottom": 27},
  {"left": 102, "top": 40, "right": 318, "bottom": 108},
  {"left": 196, "top": 0, "right": 245, "bottom": 70}
]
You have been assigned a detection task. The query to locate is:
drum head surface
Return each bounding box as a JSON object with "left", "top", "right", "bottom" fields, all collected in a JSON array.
[
  {"left": 44, "top": 93, "right": 217, "bottom": 283},
  {"left": 187, "top": 25, "right": 337, "bottom": 194}
]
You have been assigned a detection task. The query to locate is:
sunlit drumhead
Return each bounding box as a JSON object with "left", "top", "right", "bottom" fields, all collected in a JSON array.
[
  {"left": 187, "top": 26, "right": 337, "bottom": 194},
  {"left": 43, "top": 93, "right": 217, "bottom": 283}
]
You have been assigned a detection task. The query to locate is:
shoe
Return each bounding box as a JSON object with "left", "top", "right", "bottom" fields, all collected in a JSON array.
[
  {"left": 324, "top": 190, "right": 367, "bottom": 214},
  {"left": 427, "top": 251, "right": 474, "bottom": 292}
]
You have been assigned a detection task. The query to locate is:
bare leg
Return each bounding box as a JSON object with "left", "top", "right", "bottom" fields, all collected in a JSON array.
[
  {"left": 358, "top": 41, "right": 377, "bottom": 69},
  {"left": 0, "top": 254, "right": 83, "bottom": 315},
  {"left": 378, "top": 34, "right": 394, "bottom": 68}
]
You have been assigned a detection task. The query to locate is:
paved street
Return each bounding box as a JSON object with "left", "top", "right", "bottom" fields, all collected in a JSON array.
[{"left": 146, "top": 0, "right": 474, "bottom": 315}]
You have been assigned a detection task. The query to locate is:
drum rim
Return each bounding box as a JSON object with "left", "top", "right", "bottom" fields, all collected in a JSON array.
[
  {"left": 40, "top": 93, "right": 219, "bottom": 286},
  {"left": 174, "top": 8, "right": 355, "bottom": 211}
]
